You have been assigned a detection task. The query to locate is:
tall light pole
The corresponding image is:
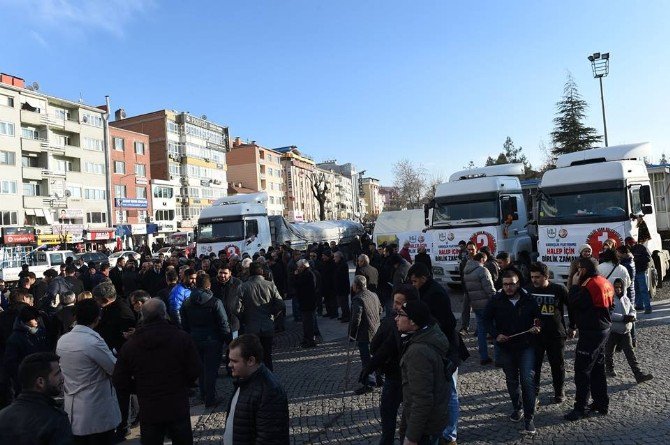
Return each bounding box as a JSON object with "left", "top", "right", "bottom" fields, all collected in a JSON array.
[{"left": 588, "top": 52, "right": 610, "bottom": 146}]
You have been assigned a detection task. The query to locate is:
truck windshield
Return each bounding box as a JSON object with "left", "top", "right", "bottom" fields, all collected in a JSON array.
[
  {"left": 433, "top": 200, "right": 499, "bottom": 226},
  {"left": 197, "top": 221, "right": 245, "bottom": 242},
  {"left": 539, "top": 188, "right": 628, "bottom": 224}
]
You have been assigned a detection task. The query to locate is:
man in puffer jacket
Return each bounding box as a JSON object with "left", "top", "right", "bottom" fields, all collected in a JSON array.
[
  {"left": 349, "top": 275, "right": 382, "bottom": 395},
  {"left": 604, "top": 279, "right": 652, "bottom": 384},
  {"left": 180, "top": 274, "right": 230, "bottom": 407},
  {"left": 463, "top": 253, "right": 495, "bottom": 365},
  {"left": 224, "top": 334, "right": 289, "bottom": 445}
]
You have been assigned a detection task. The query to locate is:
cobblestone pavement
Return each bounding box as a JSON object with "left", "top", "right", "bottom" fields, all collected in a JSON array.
[{"left": 130, "top": 286, "right": 670, "bottom": 445}]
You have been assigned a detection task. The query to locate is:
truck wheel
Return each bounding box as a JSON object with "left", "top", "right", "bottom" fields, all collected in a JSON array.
[{"left": 648, "top": 266, "right": 658, "bottom": 299}]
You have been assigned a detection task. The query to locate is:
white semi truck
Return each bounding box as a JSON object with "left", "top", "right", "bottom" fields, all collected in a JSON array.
[
  {"left": 424, "top": 163, "right": 533, "bottom": 285},
  {"left": 196, "top": 192, "right": 364, "bottom": 257},
  {"left": 373, "top": 209, "right": 432, "bottom": 257},
  {"left": 537, "top": 143, "right": 670, "bottom": 293}
]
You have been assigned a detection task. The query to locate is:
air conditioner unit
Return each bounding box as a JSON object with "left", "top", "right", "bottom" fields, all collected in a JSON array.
[
  {"left": 204, "top": 158, "right": 210, "bottom": 163},
  {"left": 168, "top": 154, "right": 175, "bottom": 160}
]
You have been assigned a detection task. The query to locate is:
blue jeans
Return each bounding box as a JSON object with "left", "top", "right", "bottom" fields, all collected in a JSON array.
[
  {"left": 474, "top": 310, "right": 490, "bottom": 361},
  {"left": 357, "top": 342, "right": 375, "bottom": 386},
  {"left": 379, "top": 377, "right": 402, "bottom": 445},
  {"left": 634, "top": 272, "right": 652, "bottom": 310},
  {"left": 195, "top": 339, "right": 223, "bottom": 405},
  {"left": 442, "top": 369, "right": 459, "bottom": 441},
  {"left": 498, "top": 346, "right": 536, "bottom": 418}
]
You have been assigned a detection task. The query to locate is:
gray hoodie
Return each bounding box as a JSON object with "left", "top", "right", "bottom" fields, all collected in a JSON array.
[{"left": 610, "top": 293, "right": 635, "bottom": 334}]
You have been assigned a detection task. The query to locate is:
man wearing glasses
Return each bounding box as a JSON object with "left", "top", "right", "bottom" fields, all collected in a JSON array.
[{"left": 483, "top": 269, "right": 541, "bottom": 435}]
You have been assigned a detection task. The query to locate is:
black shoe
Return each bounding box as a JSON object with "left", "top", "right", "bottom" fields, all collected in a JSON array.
[
  {"left": 113, "top": 428, "right": 128, "bottom": 444},
  {"left": 524, "top": 418, "right": 536, "bottom": 435},
  {"left": 553, "top": 392, "right": 565, "bottom": 404},
  {"left": 644, "top": 308, "right": 652, "bottom": 314},
  {"left": 205, "top": 397, "right": 223, "bottom": 408},
  {"left": 509, "top": 410, "right": 523, "bottom": 422},
  {"left": 300, "top": 341, "right": 317, "bottom": 348},
  {"left": 564, "top": 409, "right": 587, "bottom": 421},
  {"left": 635, "top": 373, "right": 653, "bottom": 384},
  {"left": 354, "top": 385, "right": 373, "bottom": 395},
  {"left": 587, "top": 402, "right": 608, "bottom": 415},
  {"left": 635, "top": 306, "right": 643, "bottom": 310},
  {"left": 340, "top": 318, "right": 350, "bottom": 323},
  {"left": 606, "top": 369, "right": 617, "bottom": 378},
  {"left": 480, "top": 358, "right": 493, "bottom": 366}
]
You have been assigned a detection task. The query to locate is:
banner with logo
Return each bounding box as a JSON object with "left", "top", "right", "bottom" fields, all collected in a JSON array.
[
  {"left": 432, "top": 226, "right": 499, "bottom": 264},
  {"left": 538, "top": 222, "right": 628, "bottom": 266}
]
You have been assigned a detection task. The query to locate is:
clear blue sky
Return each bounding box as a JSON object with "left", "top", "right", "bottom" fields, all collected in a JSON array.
[{"left": 2, "top": 1, "right": 668, "bottom": 185}]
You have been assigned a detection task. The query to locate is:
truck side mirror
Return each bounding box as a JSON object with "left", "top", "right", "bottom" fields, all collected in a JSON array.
[
  {"left": 640, "top": 185, "right": 653, "bottom": 214},
  {"left": 424, "top": 200, "right": 434, "bottom": 227}
]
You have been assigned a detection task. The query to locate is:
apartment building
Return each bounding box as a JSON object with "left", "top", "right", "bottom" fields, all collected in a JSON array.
[
  {"left": 227, "top": 138, "right": 285, "bottom": 215},
  {"left": 111, "top": 110, "right": 229, "bottom": 229},
  {"left": 109, "top": 126, "right": 152, "bottom": 226},
  {"left": 275, "top": 146, "right": 318, "bottom": 222},
  {"left": 361, "top": 177, "right": 384, "bottom": 216},
  {"left": 0, "top": 73, "right": 110, "bottom": 245},
  {"left": 151, "top": 178, "right": 178, "bottom": 241},
  {"left": 317, "top": 160, "right": 358, "bottom": 220}
]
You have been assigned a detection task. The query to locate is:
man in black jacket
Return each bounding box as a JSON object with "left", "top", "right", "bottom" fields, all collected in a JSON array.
[
  {"left": 294, "top": 259, "right": 318, "bottom": 348},
  {"left": 318, "top": 250, "right": 338, "bottom": 318},
  {"left": 211, "top": 266, "right": 242, "bottom": 338},
  {"left": 333, "top": 251, "right": 351, "bottom": 322},
  {"left": 355, "top": 254, "right": 379, "bottom": 293},
  {"left": 564, "top": 257, "right": 614, "bottom": 421},
  {"left": 483, "top": 269, "right": 541, "bottom": 435},
  {"left": 224, "top": 334, "right": 289, "bottom": 445},
  {"left": 0, "top": 352, "right": 72, "bottom": 445},
  {"left": 109, "top": 257, "right": 125, "bottom": 298}
]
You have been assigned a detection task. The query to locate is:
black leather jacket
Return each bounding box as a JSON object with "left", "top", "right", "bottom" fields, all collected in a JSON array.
[
  {"left": 0, "top": 391, "right": 73, "bottom": 445},
  {"left": 227, "top": 365, "right": 289, "bottom": 445}
]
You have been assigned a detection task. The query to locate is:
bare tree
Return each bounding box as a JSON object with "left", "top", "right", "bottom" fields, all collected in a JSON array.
[
  {"left": 424, "top": 172, "right": 445, "bottom": 201},
  {"left": 308, "top": 171, "right": 329, "bottom": 221},
  {"left": 392, "top": 159, "right": 427, "bottom": 209}
]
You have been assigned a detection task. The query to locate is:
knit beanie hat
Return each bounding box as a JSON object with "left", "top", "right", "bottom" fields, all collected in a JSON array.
[
  {"left": 579, "top": 244, "right": 592, "bottom": 254},
  {"left": 402, "top": 300, "right": 431, "bottom": 328}
]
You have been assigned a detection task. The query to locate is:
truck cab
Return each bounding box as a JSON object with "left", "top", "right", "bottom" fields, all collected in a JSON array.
[
  {"left": 196, "top": 192, "right": 271, "bottom": 258},
  {"left": 537, "top": 143, "right": 670, "bottom": 293},
  {"left": 425, "top": 163, "right": 532, "bottom": 285}
]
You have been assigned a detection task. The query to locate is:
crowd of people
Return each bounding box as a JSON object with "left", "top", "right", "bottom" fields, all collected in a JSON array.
[{"left": 0, "top": 232, "right": 657, "bottom": 444}]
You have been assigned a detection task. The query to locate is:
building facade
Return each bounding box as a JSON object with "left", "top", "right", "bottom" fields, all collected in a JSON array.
[
  {"left": 151, "top": 178, "right": 178, "bottom": 241},
  {"left": 276, "top": 146, "right": 318, "bottom": 222},
  {"left": 0, "top": 73, "right": 111, "bottom": 247},
  {"left": 109, "top": 126, "right": 151, "bottom": 225},
  {"left": 227, "top": 138, "right": 285, "bottom": 215},
  {"left": 362, "top": 177, "right": 384, "bottom": 216},
  {"left": 111, "top": 110, "right": 229, "bottom": 230},
  {"left": 317, "top": 160, "right": 358, "bottom": 220}
]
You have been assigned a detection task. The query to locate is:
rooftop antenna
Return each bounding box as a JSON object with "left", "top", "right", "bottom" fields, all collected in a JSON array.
[
  {"left": 78, "top": 93, "right": 84, "bottom": 104},
  {"left": 25, "top": 81, "right": 40, "bottom": 91}
]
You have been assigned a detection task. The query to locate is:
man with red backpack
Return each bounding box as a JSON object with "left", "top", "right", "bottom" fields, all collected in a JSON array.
[{"left": 565, "top": 257, "right": 614, "bottom": 421}]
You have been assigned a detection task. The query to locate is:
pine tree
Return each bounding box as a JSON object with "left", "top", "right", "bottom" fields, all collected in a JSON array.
[
  {"left": 484, "top": 137, "right": 533, "bottom": 174},
  {"left": 550, "top": 74, "right": 602, "bottom": 156}
]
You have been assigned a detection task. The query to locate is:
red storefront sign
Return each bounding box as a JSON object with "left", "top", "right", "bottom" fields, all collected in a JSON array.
[
  {"left": 87, "top": 230, "right": 115, "bottom": 241},
  {"left": 4, "top": 233, "right": 36, "bottom": 244}
]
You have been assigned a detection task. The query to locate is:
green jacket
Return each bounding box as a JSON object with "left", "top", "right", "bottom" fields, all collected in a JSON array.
[{"left": 399, "top": 323, "right": 451, "bottom": 442}]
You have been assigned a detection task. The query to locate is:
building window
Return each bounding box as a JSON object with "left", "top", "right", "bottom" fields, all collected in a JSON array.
[
  {"left": 155, "top": 209, "right": 175, "bottom": 221},
  {"left": 53, "top": 159, "right": 72, "bottom": 173},
  {"left": 22, "top": 182, "right": 41, "bottom": 196},
  {"left": 0, "top": 151, "right": 15, "bottom": 165},
  {"left": 136, "top": 187, "right": 146, "bottom": 199},
  {"left": 86, "top": 212, "right": 107, "bottom": 223},
  {"left": 0, "top": 94, "right": 14, "bottom": 108},
  {"left": 1, "top": 211, "right": 18, "bottom": 225},
  {"left": 135, "top": 164, "right": 146, "bottom": 177},
  {"left": 84, "top": 188, "right": 106, "bottom": 200},
  {"left": 114, "top": 137, "right": 124, "bottom": 151},
  {"left": 52, "top": 134, "right": 71, "bottom": 147},
  {"left": 115, "top": 210, "right": 128, "bottom": 224},
  {"left": 114, "top": 161, "right": 125, "bottom": 174},
  {"left": 83, "top": 137, "right": 103, "bottom": 151},
  {"left": 167, "top": 121, "right": 179, "bottom": 133},
  {"left": 153, "top": 186, "right": 173, "bottom": 198},
  {"left": 0, "top": 180, "right": 17, "bottom": 194},
  {"left": 138, "top": 210, "right": 147, "bottom": 223},
  {"left": 114, "top": 185, "right": 126, "bottom": 198},
  {"left": 81, "top": 112, "right": 103, "bottom": 127},
  {"left": 84, "top": 162, "right": 105, "bottom": 174},
  {"left": 134, "top": 141, "right": 145, "bottom": 155},
  {"left": 168, "top": 163, "right": 181, "bottom": 177},
  {"left": 0, "top": 121, "right": 15, "bottom": 137},
  {"left": 21, "top": 127, "right": 39, "bottom": 139},
  {"left": 22, "top": 156, "right": 38, "bottom": 168},
  {"left": 52, "top": 108, "right": 70, "bottom": 121},
  {"left": 66, "top": 184, "right": 82, "bottom": 198}
]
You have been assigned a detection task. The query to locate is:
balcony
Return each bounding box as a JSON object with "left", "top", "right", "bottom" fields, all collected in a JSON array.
[
  {"left": 20, "top": 110, "right": 44, "bottom": 126},
  {"left": 41, "top": 169, "right": 67, "bottom": 178},
  {"left": 45, "top": 141, "right": 66, "bottom": 154},
  {"left": 63, "top": 119, "right": 80, "bottom": 133},
  {"left": 21, "top": 137, "right": 48, "bottom": 153},
  {"left": 22, "top": 167, "right": 44, "bottom": 181},
  {"left": 64, "top": 144, "right": 81, "bottom": 158},
  {"left": 23, "top": 195, "right": 49, "bottom": 208}
]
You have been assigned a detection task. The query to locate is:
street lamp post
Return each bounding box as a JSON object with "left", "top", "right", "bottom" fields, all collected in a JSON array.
[{"left": 588, "top": 52, "right": 610, "bottom": 147}]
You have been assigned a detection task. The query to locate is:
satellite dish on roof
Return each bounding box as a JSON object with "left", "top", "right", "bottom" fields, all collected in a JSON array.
[
  {"left": 32, "top": 82, "right": 40, "bottom": 91},
  {"left": 201, "top": 114, "right": 207, "bottom": 120},
  {"left": 64, "top": 190, "right": 72, "bottom": 198}
]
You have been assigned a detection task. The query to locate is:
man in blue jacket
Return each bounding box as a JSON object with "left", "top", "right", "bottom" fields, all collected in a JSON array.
[{"left": 168, "top": 268, "right": 197, "bottom": 327}]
